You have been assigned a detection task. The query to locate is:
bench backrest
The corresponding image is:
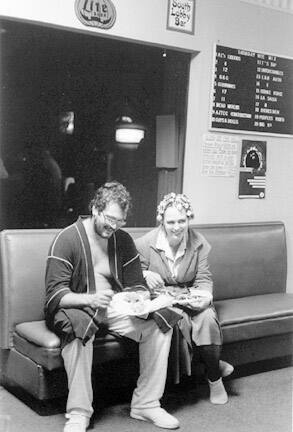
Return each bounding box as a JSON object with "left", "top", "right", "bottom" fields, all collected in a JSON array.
[
  {"left": 0, "top": 221, "right": 286, "bottom": 348},
  {"left": 0, "top": 229, "right": 59, "bottom": 348},
  {"left": 190, "top": 222, "right": 287, "bottom": 300}
]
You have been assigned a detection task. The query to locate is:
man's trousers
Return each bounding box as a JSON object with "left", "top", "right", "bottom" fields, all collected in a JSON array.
[{"left": 62, "top": 305, "right": 173, "bottom": 419}]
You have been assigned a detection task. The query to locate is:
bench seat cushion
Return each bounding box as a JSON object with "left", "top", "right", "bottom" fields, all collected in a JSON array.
[
  {"left": 15, "top": 320, "right": 60, "bottom": 348},
  {"left": 13, "top": 331, "right": 62, "bottom": 370},
  {"left": 14, "top": 320, "right": 130, "bottom": 371},
  {"left": 216, "top": 293, "right": 293, "bottom": 343},
  {"left": 13, "top": 292, "right": 293, "bottom": 370}
]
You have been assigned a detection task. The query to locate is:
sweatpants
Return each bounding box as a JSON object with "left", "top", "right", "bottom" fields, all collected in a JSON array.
[{"left": 62, "top": 305, "right": 173, "bottom": 419}]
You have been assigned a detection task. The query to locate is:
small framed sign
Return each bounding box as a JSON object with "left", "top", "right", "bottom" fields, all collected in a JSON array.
[{"left": 167, "top": 0, "right": 195, "bottom": 34}]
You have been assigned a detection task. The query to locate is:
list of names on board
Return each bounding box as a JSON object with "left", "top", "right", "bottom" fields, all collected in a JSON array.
[{"left": 210, "top": 45, "right": 293, "bottom": 136}]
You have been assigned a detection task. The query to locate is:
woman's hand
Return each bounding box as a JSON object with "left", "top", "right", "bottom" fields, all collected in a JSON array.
[
  {"left": 148, "top": 294, "right": 174, "bottom": 312},
  {"left": 176, "top": 296, "right": 211, "bottom": 312},
  {"left": 143, "top": 270, "right": 165, "bottom": 290}
]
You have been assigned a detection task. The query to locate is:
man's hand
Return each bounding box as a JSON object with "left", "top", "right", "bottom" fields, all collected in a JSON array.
[
  {"left": 87, "top": 288, "right": 114, "bottom": 310},
  {"left": 59, "top": 286, "right": 114, "bottom": 310},
  {"left": 143, "top": 270, "right": 165, "bottom": 290}
]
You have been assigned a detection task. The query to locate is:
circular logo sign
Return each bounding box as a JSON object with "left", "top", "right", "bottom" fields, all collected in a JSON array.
[{"left": 75, "top": 0, "right": 116, "bottom": 29}]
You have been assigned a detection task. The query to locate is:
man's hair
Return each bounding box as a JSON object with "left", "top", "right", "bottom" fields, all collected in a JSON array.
[{"left": 89, "top": 181, "right": 131, "bottom": 213}]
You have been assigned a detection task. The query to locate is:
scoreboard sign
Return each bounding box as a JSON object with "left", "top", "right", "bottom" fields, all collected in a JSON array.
[{"left": 210, "top": 44, "right": 293, "bottom": 137}]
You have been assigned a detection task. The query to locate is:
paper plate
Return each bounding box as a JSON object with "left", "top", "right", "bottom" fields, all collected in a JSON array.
[
  {"left": 110, "top": 292, "right": 151, "bottom": 316},
  {"left": 160, "top": 286, "right": 212, "bottom": 300},
  {"left": 188, "top": 288, "right": 213, "bottom": 299}
]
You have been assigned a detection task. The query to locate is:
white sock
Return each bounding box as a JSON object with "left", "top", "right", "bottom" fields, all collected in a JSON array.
[
  {"left": 219, "top": 360, "right": 234, "bottom": 377},
  {"left": 208, "top": 377, "right": 228, "bottom": 404}
]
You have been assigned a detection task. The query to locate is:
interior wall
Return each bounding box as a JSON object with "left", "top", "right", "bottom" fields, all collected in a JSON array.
[
  {"left": 0, "top": 0, "right": 198, "bottom": 52},
  {"left": 1, "top": 0, "right": 293, "bottom": 292},
  {"left": 183, "top": 0, "right": 293, "bottom": 293}
]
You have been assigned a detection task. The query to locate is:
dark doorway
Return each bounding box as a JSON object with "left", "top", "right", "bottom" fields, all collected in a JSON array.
[{"left": 0, "top": 18, "right": 190, "bottom": 229}]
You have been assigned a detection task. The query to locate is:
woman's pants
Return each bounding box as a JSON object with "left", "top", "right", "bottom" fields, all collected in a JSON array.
[{"left": 190, "top": 307, "right": 223, "bottom": 381}]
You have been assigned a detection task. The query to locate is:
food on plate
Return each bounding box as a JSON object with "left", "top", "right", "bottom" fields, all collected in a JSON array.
[
  {"left": 111, "top": 287, "right": 211, "bottom": 315},
  {"left": 124, "top": 290, "right": 150, "bottom": 302},
  {"left": 111, "top": 290, "right": 151, "bottom": 315},
  {"left": 153, "top": 286, "right": 212, "bottom": 306},
  {"left": 123, "top": 290, "right": 150, "bottom": 314}
]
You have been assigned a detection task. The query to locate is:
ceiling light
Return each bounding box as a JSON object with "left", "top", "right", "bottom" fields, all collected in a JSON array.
[{"left": 115, "top": 112, "right": 145, "bottom": 150}]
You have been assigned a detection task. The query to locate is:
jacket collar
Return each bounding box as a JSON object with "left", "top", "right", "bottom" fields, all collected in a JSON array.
[
  {"left": 156, "top": 227, "right": 187, "bottom": 265},
  {"left": 150, "top": 226, "right": 204, "bottom": 283},
  {"left": 75, "top": 217, "right": 96, "bottom": 294},
  {"left": 150, "top": 225, "right": 203, "bottom": 252}
]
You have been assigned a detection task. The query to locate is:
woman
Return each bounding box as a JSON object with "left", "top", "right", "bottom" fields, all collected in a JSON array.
[{"left": 135, "top": 192, "right": 233, "bottom": 404}]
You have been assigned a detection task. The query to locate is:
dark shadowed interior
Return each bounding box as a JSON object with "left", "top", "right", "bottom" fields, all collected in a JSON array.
[{"left": 0, "top": 18, "right": 190, "bottom": 228}]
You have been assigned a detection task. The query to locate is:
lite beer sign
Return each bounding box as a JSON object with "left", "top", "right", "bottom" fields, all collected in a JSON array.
[
  {"left": 75, "top": 0, "right": 116, "bottom": 29},
  {"left": 167, "top": 0, "right": 195, "bottom": 34}
]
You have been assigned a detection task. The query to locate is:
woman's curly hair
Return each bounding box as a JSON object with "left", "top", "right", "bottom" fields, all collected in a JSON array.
[
  {"left": 89, "top": 181, "right": 132, "bottom": 213},
  {"left": 157, "top": 192, "right": 194, "bottom": 223}
]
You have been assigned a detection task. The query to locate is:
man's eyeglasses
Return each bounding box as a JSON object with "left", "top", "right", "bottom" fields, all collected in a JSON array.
[{"left": 102, "top": 212, "right": 126, "bottom": 228}]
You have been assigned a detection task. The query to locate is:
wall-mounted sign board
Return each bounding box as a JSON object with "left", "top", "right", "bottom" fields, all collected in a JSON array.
[{"left": 210, "top": 44, "right": 293, "bottom": 137}]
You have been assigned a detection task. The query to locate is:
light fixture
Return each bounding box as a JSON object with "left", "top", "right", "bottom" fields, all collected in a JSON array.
[
  {"left": 115, "top": 99, "right": 146, "bottom": 150},
  {"left": 59, "top": 111, "right": 74, "bottom": 135}
]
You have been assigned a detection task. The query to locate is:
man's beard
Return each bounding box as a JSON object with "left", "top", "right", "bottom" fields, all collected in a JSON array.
[{"left": 93, "top": 216, "right": 114, "bottom": 238}]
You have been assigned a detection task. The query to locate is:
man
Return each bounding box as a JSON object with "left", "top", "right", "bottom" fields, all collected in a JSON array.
[{"left": 45, "top": 181, "right": 180, "bottom": 432}]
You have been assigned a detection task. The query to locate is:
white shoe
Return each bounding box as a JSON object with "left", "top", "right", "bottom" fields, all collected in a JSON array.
[
  {"left": 130, "top": 407, "right": 180, "bottom": 429},
  {"left": 219, "top": 360, "right": 234, "bottom": 377},
  {"left": 63, "top": 413, "right": 90, "bottom": 432},
  {"left": 208, "top": 377, "right": 228, "bottom": 404}
]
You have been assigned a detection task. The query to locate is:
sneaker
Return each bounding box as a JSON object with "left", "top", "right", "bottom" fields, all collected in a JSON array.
[
  {"left": 208, "top": 377, "right": 228, "bottom": 404},
  {"left": 130, "top": 407, "right": 180, "bottom": 429},
  {"left": 63, "top": 413, "right": 90, "bottom": 432},
  {"left": 219, "top": 360, "right": 234, "bottom": 377}
]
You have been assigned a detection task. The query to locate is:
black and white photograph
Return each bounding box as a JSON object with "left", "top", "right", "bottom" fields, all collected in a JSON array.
[{"left": 0, "top": 1, "right": 292, "bottom": 432}]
